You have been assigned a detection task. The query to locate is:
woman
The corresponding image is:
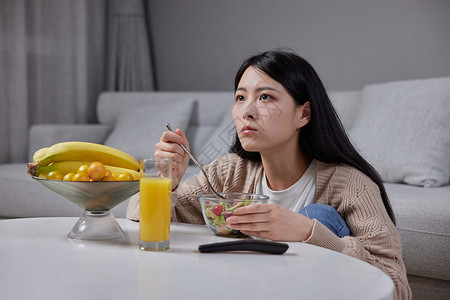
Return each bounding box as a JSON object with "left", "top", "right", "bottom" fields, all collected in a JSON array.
[{"left": 127, "top": 50, "right": 411, "bottom": 299}]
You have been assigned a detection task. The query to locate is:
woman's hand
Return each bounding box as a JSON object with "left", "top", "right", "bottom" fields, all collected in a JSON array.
[
  {"left": 154, "top": 128, "right": 190, "bottom": 190},
  {"left": 226, "top": 204, "right": 315, "bottom": 242}
]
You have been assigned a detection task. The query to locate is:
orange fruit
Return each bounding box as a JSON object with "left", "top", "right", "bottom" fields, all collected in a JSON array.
[
  {"left": 87, "top": 162, "right": 107, "bottom": 181},
  {"left": 116, "top": 172, "right": 133, "bottom": 181},
  {"left": 63, "top": 172, "right": 76, "bottom": 181},
  {"left": 102, "top": 175, "right": 116, "bottom": 181},
  {"left": 47, "top": 171, "right": 63, "bottom": 180},
  {"left": 77, "top": 164, "right": 90, "bottom": 174},
  {"left": 72, "top": 172, "right": 90, "bottom": 182}
]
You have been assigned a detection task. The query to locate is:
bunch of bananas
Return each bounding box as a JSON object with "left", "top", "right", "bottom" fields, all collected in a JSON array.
[{"left": 27, "top": 141, "right": 140, "bottom": 181}]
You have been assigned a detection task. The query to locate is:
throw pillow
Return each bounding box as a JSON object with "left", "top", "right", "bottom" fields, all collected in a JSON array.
[
  {"left": 197, "top": 107, "right": 236, "bottom": 165},
  {"left": 349, "top": 77, "right": 450, "bottom": 187},
  {"left": 104, "top": 99, "right": 194, "bottom": 161}
]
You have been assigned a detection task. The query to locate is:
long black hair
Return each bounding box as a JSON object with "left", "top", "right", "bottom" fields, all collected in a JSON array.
[{"left": 230, "top": 50, "right": 395, "bottom": 224}]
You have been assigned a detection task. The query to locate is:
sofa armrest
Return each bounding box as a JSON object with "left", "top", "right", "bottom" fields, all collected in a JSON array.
[{"left": 28, "top": 124, "right": 112, "bottom": 161}]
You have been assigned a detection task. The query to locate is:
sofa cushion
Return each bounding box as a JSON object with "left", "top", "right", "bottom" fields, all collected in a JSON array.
[
  {"left": 28, "top": 124, "right": 112, "bottom": 162},
  {"left": 196, "top": 90, "right": 363, "bottom": 165},
  {"left": 349, "top": 77, "right": 450, "bottom": 187},
  {"left": 196, "top": 101, "right": 235, "bottom": 165},
  {"left": 104, "top": 99, "right": 194, "bottom": 161},
  {"left": 327, "top": 91, "right": 362, "bottom": 131},
  {"left": 97, "top": 91, "right": 234, "bottom": 159},
  {"left": 386, "top": 183, "right": 450, "bottom": 281}
]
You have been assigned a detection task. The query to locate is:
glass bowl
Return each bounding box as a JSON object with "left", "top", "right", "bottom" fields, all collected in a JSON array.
[
  {"left": 198, "top": 193, "right": 269, "bottom": 238},
  {"left": 33, "top": 177, "right": 139, "bottom": 240}
]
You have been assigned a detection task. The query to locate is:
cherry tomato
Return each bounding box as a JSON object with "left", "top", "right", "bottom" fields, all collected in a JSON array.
[
  {"left": 87, "top": 162, "right": 107, "bottom": 181},
  {"left": 47, "top": 171, "right": 63, "bottom": 180},
  {"left": 212, "top": 205, "right": 224, "bottom": 216}
]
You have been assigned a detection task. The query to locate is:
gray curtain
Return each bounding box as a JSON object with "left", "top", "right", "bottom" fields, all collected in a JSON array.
[
  {"left": 0, "top": 0, "right": 154, "bottom": 164},
  {"left": 107, "top": 0, "right": 154, "bottom": 91}
]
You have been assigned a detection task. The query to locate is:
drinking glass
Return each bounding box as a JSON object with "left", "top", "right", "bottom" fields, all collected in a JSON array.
[{"left": 139, "top": 158, "right": 172, "bottom": 251}]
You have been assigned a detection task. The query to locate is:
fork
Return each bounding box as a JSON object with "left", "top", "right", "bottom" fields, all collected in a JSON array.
[{"left": 165, "top": 123, "right": 226, "bottom": 199}]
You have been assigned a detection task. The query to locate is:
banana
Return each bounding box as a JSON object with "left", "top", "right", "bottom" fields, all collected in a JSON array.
[
  {"left": 104, "top": 165, "right": 141, "bottom": 180},
  {"left": 33, "top": 147, "right": 49, "bottom": 162},
  {"left": 27, "top": 160, "right": 140, "bottom": 180},
  {"left": 31, "top": 141, "right": 139, "bottom": 171}
]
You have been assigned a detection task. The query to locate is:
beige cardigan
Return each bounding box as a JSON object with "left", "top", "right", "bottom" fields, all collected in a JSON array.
[{"left": 127, "top": 153, "right": 411, "bottom": 299}]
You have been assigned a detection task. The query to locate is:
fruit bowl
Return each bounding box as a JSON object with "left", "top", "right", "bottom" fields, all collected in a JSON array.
[
  {"left": 33, "top": 177, "right": 139, "bottom": 240},
  {"left": 199, "top": 193, "right": 269, "bottom": 238}
]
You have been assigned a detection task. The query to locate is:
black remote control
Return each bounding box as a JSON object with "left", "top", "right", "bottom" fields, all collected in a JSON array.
[{"left": 199, "top": 239, "right": 289, "bottom": 254}]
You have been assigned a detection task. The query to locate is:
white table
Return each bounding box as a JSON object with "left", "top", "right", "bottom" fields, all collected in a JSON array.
[{"left": 0, "top": 217, "right": 394, "bottom": 300}]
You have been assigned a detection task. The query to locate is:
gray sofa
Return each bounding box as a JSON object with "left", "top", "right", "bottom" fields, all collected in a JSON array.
[{"left": 1, "top": 87, "right": 449, "bottom": 299}]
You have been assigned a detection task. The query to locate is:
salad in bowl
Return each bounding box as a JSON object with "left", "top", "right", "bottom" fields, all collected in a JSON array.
[{"left": 199, "top": 193, "right": 269, "bottom": 237}]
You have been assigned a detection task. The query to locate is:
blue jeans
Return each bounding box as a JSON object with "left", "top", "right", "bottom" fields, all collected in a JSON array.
[{"left": 299, "top": 204, "right": 350, "bottom": 238}]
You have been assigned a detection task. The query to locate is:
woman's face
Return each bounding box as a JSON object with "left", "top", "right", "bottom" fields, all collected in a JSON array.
[{"left": 232, "top": 67, "right": 308, "bottom": 155}]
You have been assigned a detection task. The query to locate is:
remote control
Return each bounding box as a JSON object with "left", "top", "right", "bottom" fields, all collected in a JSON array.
[{"left": 199, "top": 239, "right": 289, "bottom": 254}]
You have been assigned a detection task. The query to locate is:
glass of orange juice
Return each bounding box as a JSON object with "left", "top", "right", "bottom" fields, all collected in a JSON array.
[{"left": 139, "top": 158, "right": 172, "bottom": 251}]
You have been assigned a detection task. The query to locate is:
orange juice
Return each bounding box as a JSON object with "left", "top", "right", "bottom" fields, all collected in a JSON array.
[{"left": 139, "top": 177, "right": 172, "bottom": 242}]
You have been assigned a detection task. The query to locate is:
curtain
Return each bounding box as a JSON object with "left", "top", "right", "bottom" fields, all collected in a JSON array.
[
  {"left": 107, "top": 0, "right": 155, "bottom": 91},
  {"left": 0, "top": 0, "right": 155, "bottom": 164}
]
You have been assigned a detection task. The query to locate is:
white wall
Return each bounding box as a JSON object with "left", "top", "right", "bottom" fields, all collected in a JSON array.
[{"left": 148, "top": 0, "right": 450, "bottom": 91}]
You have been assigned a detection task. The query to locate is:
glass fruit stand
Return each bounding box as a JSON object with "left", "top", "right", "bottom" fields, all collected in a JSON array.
[{"left": 33, "top": 177, "right": 139, "bottom": 240}]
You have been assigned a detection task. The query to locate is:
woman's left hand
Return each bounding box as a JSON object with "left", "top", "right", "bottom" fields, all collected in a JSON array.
[{"left": 226, "top": 204, "right": 315, "bottom": 242}]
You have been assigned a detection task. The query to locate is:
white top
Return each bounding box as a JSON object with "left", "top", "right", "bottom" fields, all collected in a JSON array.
[
  {"left": 0, "top": 218, "right": 395, "bottom": 300},
  {"left": 256, "top": 159, "right": 318, "bottom": 212}
]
